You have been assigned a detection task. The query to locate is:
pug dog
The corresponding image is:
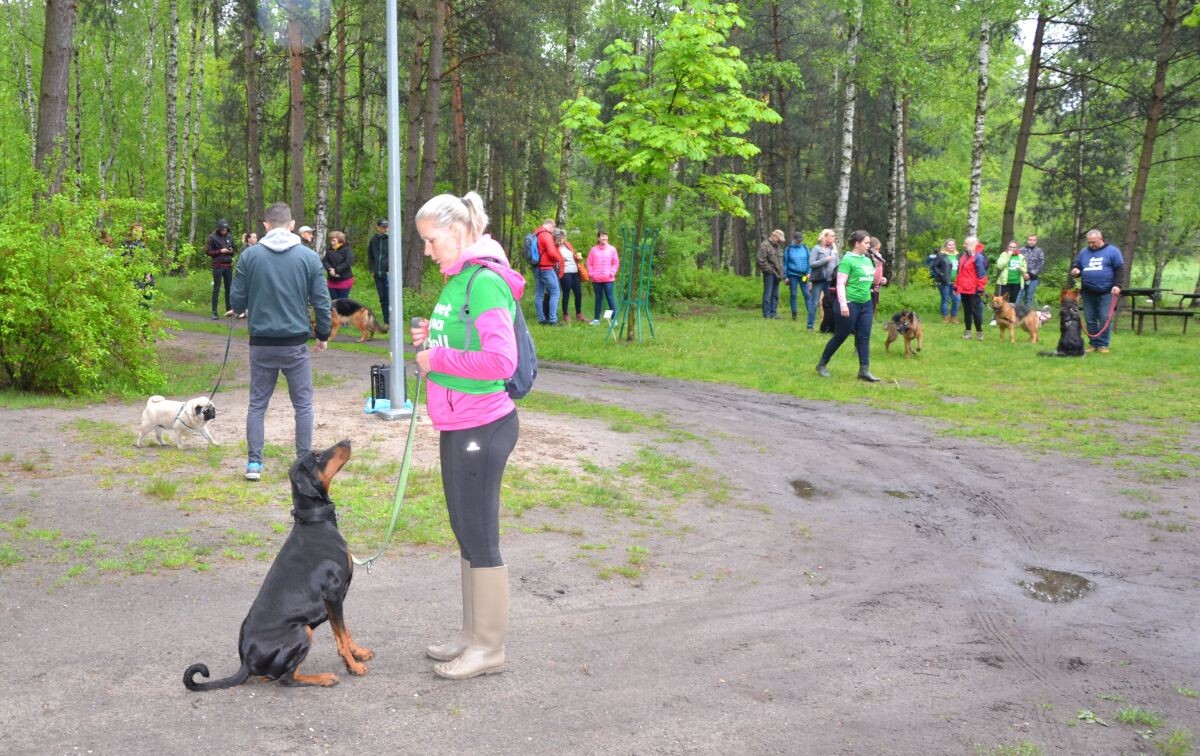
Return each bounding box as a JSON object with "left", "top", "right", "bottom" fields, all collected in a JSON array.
[{"left": 135, "top": 395, "right": 219, "bottom": 450}]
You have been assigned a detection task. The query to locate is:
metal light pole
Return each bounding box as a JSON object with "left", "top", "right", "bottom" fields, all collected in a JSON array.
[{"left": 374, "top": 0, "right": 413, "bottom": 420}]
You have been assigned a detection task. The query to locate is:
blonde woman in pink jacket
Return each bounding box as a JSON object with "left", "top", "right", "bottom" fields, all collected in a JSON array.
[{"left": 585, "top": 231, "right": 620, "bottom": 325}]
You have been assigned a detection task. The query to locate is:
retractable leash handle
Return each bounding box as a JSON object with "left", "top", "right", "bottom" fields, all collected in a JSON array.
[{"left": 350, "top": 318, "right": 426, "bottom": 572}]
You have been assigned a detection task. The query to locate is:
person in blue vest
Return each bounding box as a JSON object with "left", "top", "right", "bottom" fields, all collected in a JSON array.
[
  {"left": 783, "top": 231, "right": 813, "bottom": 327},
  {"left": 1070, "top": 228, "right": 1123, "bottom": 354}
]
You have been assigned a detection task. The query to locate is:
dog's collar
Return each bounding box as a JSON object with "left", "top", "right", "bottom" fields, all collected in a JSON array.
[{"left": 292, "top": 502, "right": 337, "bottom": 524}]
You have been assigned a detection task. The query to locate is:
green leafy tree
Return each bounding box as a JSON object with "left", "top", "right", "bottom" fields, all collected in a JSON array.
[{"left": 561, "top": 0, "right": 779, "bottom": 339}]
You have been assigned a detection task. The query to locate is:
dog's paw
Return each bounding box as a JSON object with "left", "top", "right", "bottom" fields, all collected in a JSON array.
[
  {"left": 346, "top": 661, "right": 368, "bottom": 676},
  {"left": 351, "top": 646, "right": 375, "bottom": 662}
]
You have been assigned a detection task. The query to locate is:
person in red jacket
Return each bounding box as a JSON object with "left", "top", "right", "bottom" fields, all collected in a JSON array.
[
  {"left": 533, "top": 219, "right": 564, "bottom": 325},
  {"left": 954, "top": 236, "right": 989, "bottom": 340}
]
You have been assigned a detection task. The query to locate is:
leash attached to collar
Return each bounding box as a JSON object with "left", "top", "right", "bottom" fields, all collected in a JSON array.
[{"left": 351, "top": 366, "right": 423, "bottom": 573}]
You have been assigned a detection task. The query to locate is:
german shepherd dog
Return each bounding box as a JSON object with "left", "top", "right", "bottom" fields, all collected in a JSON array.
[
  {"left": 1039, "top": 290, "right": 1085, "bottom": 357},
  {"left": 183, "top": 440, "right": 373, "bottom": 690},
  {"left": 328, "top": 299, "right": 388, "bottom": 342},
  {"left": 884, "top": 310, "right": 924, "bottom": 357},
  {"left": 990, "top": 295, "right": 1040, "bottom": 343}
]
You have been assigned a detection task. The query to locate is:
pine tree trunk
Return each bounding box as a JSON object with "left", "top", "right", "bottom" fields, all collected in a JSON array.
[
  {"left": 449, "top": 26, "right": 468, "bottom": 190},
  {"left": 401, "top": 4, "right": 429, "bottom": 287},
  {"left": 164, "top": 0, "right": 180, "bottom": 252},
  {"left": 411, "top": 0, "right": 447, "bottom": 278},
  {"left": 31, "top": 0, "right": 68, "bottom": 202},
  {"left": 243, "top": 0, "right": 264, "bottom": 232},
  {"left": 966, "top": 16, "right": 990, "bottom": 238},
  {"left": 312, "top": 1, "right": 333, "bottom": 254},
  {"left": 834, "top": 0, "right": 862, "bottom": 244},
  {"left": 555, "top": 3, "right": 577, "bottom": 228},
  {"left": 332, "top": 0, "right": 347, "bottom": 230},
  {"left": 288, "top": 0, "right": 306, "bottom": 221},
  {"left": 1121, "top": 0, "right": 1178, "bottom": 289},
  {"left": 1001, "top": 11, "right": 1045, "bottom": 248}
]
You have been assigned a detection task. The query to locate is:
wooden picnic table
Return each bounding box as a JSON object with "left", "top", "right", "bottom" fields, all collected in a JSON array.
[
  {"left": 1175, "top": 292, "right": 1200, "bottom": 309},
  {"left": 1118, "top": 287, "right": 1170, "bottom": 331}
]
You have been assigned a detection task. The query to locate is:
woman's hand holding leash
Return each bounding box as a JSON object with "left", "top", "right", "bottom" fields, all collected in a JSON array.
[{"left": 411, "top": 317, "right": 431, "bottom": 374}]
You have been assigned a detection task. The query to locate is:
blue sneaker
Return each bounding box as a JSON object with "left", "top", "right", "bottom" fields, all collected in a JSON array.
[{"left": 245, "top": 462, "right": 263, "bottom": 481}]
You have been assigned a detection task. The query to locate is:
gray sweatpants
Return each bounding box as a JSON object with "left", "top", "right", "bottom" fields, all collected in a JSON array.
[{"left": 246, "top": 344, "right": 313, "bottom": 464}]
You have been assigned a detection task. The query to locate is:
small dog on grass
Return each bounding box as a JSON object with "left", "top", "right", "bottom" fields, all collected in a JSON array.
[
  {"left": 884, "top": 310, "right": 924, "bottom": 358},
  {"left": 1039, "top": 290, "right": 1086, "bottom": 357},
  {"left": 990, "top": 296, "right": 1041, "bottom": 344},
  {"left": 134, "top": 396, "right": 218, "bottom": 449},
  {"left": 328, "top": 299, "right": 388, "bottom": 342}
]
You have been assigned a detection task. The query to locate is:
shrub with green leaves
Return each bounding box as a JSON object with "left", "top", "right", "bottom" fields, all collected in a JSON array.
[{"left": 0, "top": 196, "right": 167, "bottom": 394}]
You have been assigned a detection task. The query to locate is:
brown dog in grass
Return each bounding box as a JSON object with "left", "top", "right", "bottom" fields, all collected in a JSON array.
[
  {"left": 884, "top": 309, "right": 924, "bottom": 357},
  {"left": 990, "top": 295, "right": 1040, "bottom": 343}
]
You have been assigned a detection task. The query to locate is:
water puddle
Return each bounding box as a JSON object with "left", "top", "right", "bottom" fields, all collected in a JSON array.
[
  {"left": 790, "top": 479, "right": 819, "bottom": 499},
  {"left": 1019, "top": 567, "right": 1094, "bottom": 603}
]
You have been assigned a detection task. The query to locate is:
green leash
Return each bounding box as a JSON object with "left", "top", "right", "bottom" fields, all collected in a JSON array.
[{"left": 351, "top": 373, "right": 423, "bottom": 572}]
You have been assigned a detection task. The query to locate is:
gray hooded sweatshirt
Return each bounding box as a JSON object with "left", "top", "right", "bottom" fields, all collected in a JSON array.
[{"left": 229, "top": 227, "right": 332, "bottom": 345}]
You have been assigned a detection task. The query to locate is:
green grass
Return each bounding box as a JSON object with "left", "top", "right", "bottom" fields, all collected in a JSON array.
[
  {"left": 1115, "top": 707, "right": 1166, "bottom": 728},
  {"left": 974, "top": 743, "right": 1043, "bottom": 756},
  {"left": 1156, "top": 728, "right": 1193, "bottom": 756}
]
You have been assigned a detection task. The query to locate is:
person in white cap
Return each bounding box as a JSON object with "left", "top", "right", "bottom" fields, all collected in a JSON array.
[{"left": 297, "top": 225, "right": 315, "bottom": 246}]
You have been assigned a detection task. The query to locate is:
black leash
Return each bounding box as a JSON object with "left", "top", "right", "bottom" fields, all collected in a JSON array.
[{"left": 171, "top": 313, "right": 237, "bottom": 427}]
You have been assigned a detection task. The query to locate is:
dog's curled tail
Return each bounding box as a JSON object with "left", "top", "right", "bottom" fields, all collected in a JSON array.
[{"left": 184, "top": 661, "right": 251, "bottom": 691}]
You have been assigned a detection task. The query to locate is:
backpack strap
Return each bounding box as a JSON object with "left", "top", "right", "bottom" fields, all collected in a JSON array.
[{"left": 458, "top": 257, "right": 511, "bottom": 351}]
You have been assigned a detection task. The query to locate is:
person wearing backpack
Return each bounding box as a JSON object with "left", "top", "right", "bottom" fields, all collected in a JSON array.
[
  {"left": 410, "top": 191, "right": 524, "bottom": 680},
  {"left": 533, "top": 219, "right": 564, "bottom": 325},
  {"left": 783, "top": 231, "right": 813, "bottom": 326}
]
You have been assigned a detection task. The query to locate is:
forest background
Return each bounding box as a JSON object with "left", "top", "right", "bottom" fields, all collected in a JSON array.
[{"left": 2, "top": 0, "right": 1199, "bottom": 393}]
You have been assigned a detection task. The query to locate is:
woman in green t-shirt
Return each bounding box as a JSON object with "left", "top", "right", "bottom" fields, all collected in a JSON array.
[{"left": 816, "top": 229, "right": 882, "bottom": 382}]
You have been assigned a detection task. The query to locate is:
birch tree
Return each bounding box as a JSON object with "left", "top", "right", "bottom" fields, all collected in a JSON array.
[
  {"left": 164, "top": 0, "right": 181, "bottom": 250},
  {"left": 834, "top": 0, "right": 862, "bottom": 244},
  {"left": 966, "top": 16, "right": 990, "bottom": 238}
]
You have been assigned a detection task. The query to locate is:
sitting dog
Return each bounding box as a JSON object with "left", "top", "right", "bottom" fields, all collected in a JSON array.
[
  {"left": 990, "top": 295, "right": 1040, "bottom": 343},
  {"left": 1039, "top": 290, "right": 1085, "bottom": 357},
  {"left": 818, "top": 289, "right": 836, "bottom": 333},
  {"left": 328, "top": 299, "right": 388, "bottom": 342},
  {"left": 884, "top": 310, "right": 924, "bottom": 357},
  {"left": 135, "top": 395, "right": 218, "bottom": 449},
  {"left": 184, "top": 440, "right": 372, "bottom": 690}
]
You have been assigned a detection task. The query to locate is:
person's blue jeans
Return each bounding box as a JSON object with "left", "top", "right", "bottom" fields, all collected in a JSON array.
[
  {"left": 1019, "top": 277, "right": 1040, "bottom": 308},
  {"left": 938, "top": 283, "right": 960, "bottom": 318},
  {"left": 592, "top": 281, "right": 616, "bottom": 321},
  {"left": 810, "top": 280, "right": 831, "bottom": 329},
  {"left": 535, "top": 268, "right": 561, "bottom": 324},
  {"left": 211, "top": 267, "right": 232, "bottom": 316},
  {"left": 787, "top": 275, "right": 812, "bottom": 322},
  {"left": 1081, "top": 290, "right": 1114, "bottom": 348},
  {"left": 373, "top": 273, "right": 390, "bottom": 325},
  {"left": 819, "top": 299, "right": 875, "bottom": 368},
  {"left": 246, "top": 344, "right": 314, "bottom": 465},
  {"left": 762, "top": 273, "right": 781, "bottom": 318},
  {"left": 328, "top": 287, "right": 351, "bottom": 301}
]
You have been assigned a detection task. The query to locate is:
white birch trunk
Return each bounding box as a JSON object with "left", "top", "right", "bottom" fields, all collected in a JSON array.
[
  {"left": 72, "top": 45, "right": 82, "bottom": 195},
  {"left": 834, "top": 0, "right": 862, "bottom": 244},
  {"left": 137, "top": 4, "right": 159, "bottom": 200},
  {"left": 312, "top": 2, "right": 333, "bottom": 254},
  {"left": 188, "top": 6, "right": 208, "bottom": 246},
  {"left": 164, "top": 0, "right": 180, "bottom": 254},
  {"left": 17, "top": 0, "right": 37, "bottom": 166},
  {"left": 966, "top": 16, "right": 990, "bottom": 238},
  {"left": 179, "top": 1, "right": 198, "bottom": 246}
]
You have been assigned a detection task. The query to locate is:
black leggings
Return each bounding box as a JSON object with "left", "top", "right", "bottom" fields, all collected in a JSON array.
[
  {"left": 439, "top": 410, "right": 519, "bottom": 568},
  {"left": 961, "top": 293, "right": 984, "bottom": 332},
  {"left": 561, "top": 272, "right": 583, "bottom": 316},
  {"left": 211, "top": 267, "right": 232, "bottom": 315}
]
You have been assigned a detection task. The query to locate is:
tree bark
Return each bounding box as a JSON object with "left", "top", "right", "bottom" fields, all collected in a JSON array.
[
  {"left": 35, "top": 0, "right": 77, "bottom": 199},
  {"left": 555, "top": 2, "right": 577, "bottom": 228},
  {"left": 332, "top": 0, "right": 347, "bottom": 230},
  {"left": 17, "top": 0, "right": 37, "bottom": 167},
  {"left": 1001, "top": 12, "right": 1045, "bottom": 248},
  {"left": 834, "top": 0, "right": 862, "bottom": 244},
  {"left": 288, "top": 0, "right": 306, "bottom": 221},
  {"left": 164, "top": 0, "right": 181, "bottom": 251},
  {"left": 966, "top": 16, "right": 990, "bottom": 238},
  {"left": 448, "top": 3, "right": 469, "bottom": 190},
  {"left": 71, "top": 44, "right": 82, "bottom": 195},
  {"left": 1121, "top": 0, "right": 1178, "bottom": 289},
  {"left": 137, "top": 3, "right": 159, "bottom": 200},
  {"left": 411, "top": 0, "right": 447, "bottom": 274},
  {"left": 312, "top": 0, "right": 333, "bottom": 254},
  {"left": 771, "top": 0, "right": 795, "bottom": 235},
  {"left": 402, "top": 5, "right": 429, "bottom": 288},
  {"left": 188, "top": 5, "right": 209, "bottom": 246},
  {"left": 243, "top": 0, "right": 264, "bottom": 232}
]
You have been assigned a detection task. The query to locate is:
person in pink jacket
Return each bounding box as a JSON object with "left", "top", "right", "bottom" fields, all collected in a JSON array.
[
  {"left": 410, "top": 191, "right": 524, "bottom": 681},
  {"left": 585, "top": 231, "right": 620, "bottom": 325}
]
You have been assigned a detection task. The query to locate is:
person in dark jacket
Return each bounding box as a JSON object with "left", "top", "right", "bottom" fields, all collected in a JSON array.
[
  {"left": 367, "top": 219, "right": 390, "bottom": 325},
  {"left": 1070, "top": 229, "right": 1123, "bottom": 353},
  {"left": 1018, "top": 234, "right": 1045, "bottom": 308},
  {"left": 206, "top": 219, "right": 235, "bottom": 319},
  {"left": 324, "top": 230, "right": 355, "bottom": 300}
]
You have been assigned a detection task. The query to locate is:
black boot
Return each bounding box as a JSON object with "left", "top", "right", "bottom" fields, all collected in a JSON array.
[
  {"left": 816, "top": 363, "right": 830, "bottom": 378},
  {"left": 857, "top": 366, "right": 880, "bottom": 383}
]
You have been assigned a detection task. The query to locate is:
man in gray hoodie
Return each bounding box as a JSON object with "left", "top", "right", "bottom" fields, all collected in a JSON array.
[{"left": 228, "top": 202, "right": 332, "bottom": 481}]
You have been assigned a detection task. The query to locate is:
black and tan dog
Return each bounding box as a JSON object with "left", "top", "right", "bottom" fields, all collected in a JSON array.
[
  {"left": 184, "top": 440, "right": 372, "bottom": 690},
  {"left": 1039, "top": 289, "right": 1085, "bottom": 357},
  {"left": 884, "top": 309, "right": 924, "bottom": 357},
  {"left": 990, "top": 295, "right": 1040, "bottom": 343},
  {"left": 327, "top": 299, "right": 388, "bottom": 342}
]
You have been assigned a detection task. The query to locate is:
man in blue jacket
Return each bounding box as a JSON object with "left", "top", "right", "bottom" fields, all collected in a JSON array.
[
  {"left": 783, "top": 232, "right": 813, "bottom": 326},
  {"left": 229, "top": 202, "right": 332, "bottom": 481},
  {"left": 1070, "top": 228, "right": 1123, "bottom": 354}
]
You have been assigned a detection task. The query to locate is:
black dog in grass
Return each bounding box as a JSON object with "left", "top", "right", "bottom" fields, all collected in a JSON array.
[
  {"left": 184, "top": 440, "right": 373, "bottom": 690},
  {"left": 1039, "top": 290, "right": 1086, "bottom": 358}
]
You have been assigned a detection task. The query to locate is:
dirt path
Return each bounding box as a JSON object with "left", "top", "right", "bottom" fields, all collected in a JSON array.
[{"left": 1, "top": 318, "right": 1197, "bottom": 754}]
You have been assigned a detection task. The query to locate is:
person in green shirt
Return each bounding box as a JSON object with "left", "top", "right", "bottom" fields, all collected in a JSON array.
[
  {"left": 816, "top": 229, "right": 882, "bottom": 382},
  {"left": 994, "top": 240, "right": 1028, "bottom": 303}
]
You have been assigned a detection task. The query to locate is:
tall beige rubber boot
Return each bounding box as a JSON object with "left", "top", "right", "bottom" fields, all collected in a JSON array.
[
  {"left": 433, "top": 565, "right": 508, "bottom": 679},
  {"left": 426, "top": 557, "right": 472, "bottom": 661}
]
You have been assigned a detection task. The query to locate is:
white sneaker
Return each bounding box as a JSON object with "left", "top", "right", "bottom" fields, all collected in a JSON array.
[{"left": 589, "top": 319, "right": 600, "bottom": 325}]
